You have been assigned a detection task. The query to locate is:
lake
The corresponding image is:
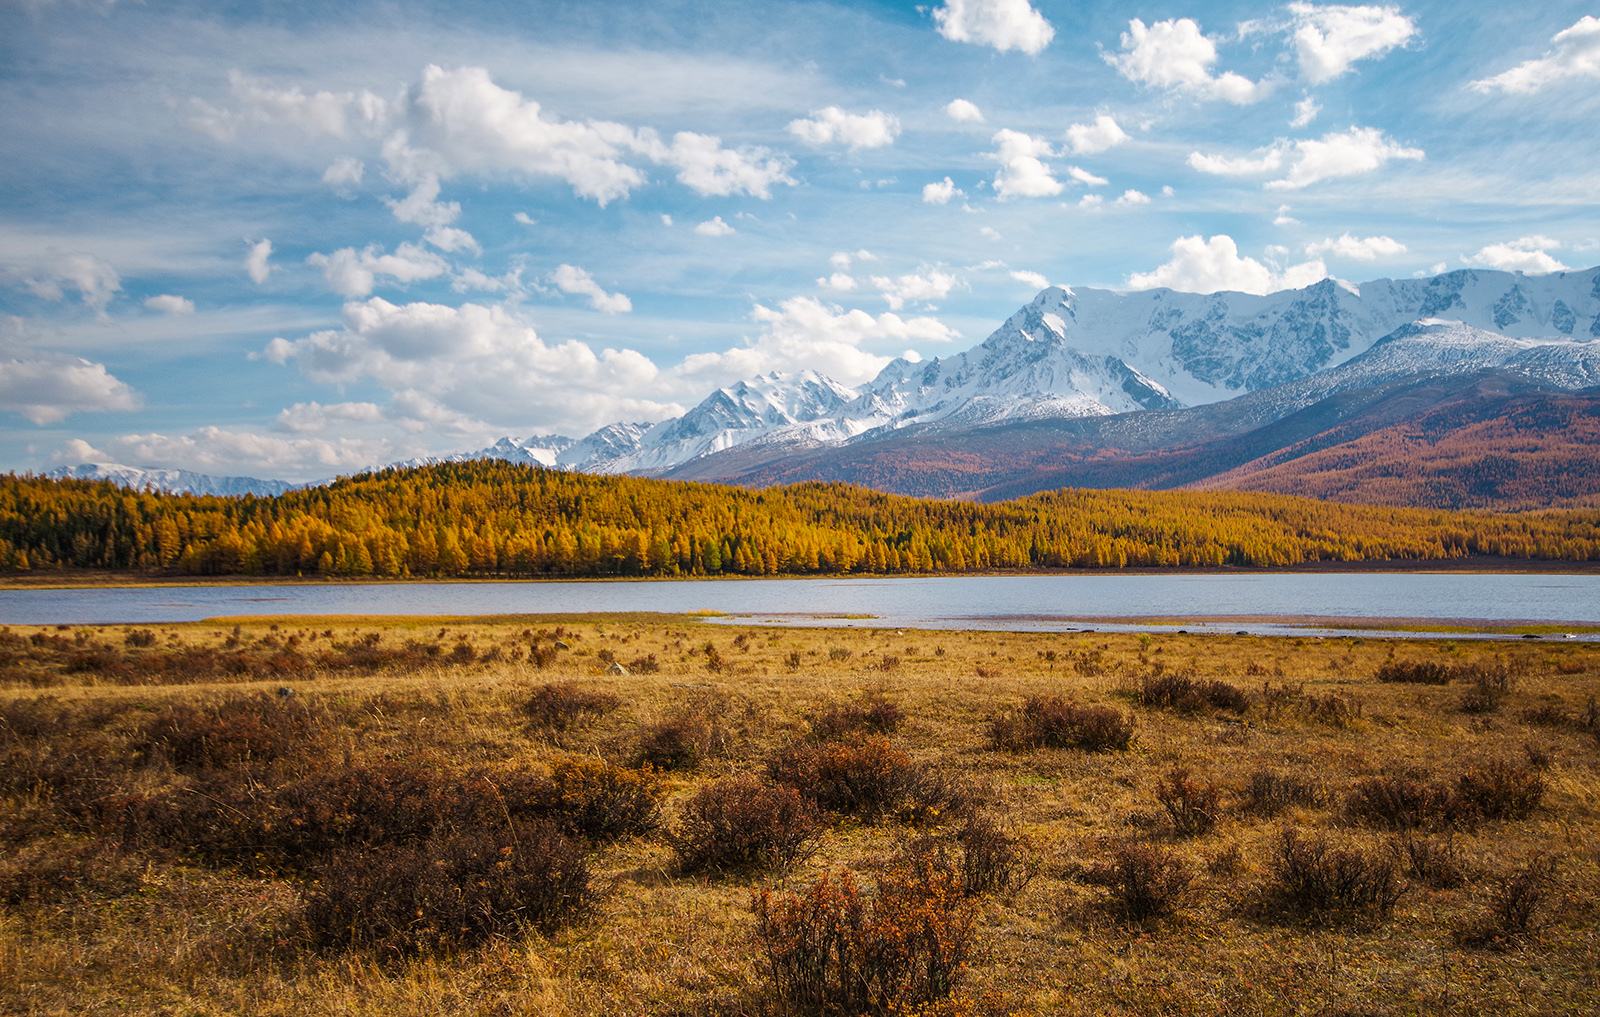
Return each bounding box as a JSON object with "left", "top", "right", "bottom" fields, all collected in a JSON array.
[{"left": 2, "top": 572, "right": 1599, "bottom": 639}]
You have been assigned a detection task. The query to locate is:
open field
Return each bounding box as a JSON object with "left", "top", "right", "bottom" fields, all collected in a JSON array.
[{"left": 2, "top": 615, "right": 1599, "bottom": 1016}]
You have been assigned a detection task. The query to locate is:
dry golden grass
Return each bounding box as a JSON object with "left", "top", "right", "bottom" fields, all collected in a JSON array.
[{"left": 2, "top": 615, "right": 1598, "bottom": 1015}]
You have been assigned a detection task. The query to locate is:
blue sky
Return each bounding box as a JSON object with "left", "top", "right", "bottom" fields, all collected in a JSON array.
[{"left": 2, "top": 0, "right": 1598, "bottom": 481}]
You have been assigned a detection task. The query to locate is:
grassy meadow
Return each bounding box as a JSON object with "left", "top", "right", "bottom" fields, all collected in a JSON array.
[{"left": 1, "top": 614, "right": 1598, "bottom": 1016}]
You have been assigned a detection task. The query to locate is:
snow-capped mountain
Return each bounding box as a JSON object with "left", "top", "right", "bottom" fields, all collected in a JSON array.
[
  {"left": 44, "top": 463, "right": 300, "bottom": 498},
  {"left": 598, "top": 266, "right": 1600, "bottom": 476},
  {"left": 41, "top": 266, "right": 1600, "bottom": 501}
]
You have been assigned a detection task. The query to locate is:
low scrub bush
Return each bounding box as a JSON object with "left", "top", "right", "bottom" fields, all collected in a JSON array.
[
  {"left": 955, "top": 813, "right": 1032, "bottom": 897},
  {"left": 1458, "top": 665, "right": 1515, "bottom": 714},
  {"left": 1302, "top": 692, "right": 1361, "bottom": 727},
  {"left": 524, "top": 683, "right": 620, "bottom": 732},
  {"left": 1374, "top": 660, "right": 1452, "bottom": 684},
  {"left": 1138, "top": 675, "right": 1250, "bottom": 714},
  {"left": 1455, "top": 854, "right": 1561, "bottom": 948},
  {"left": 635, "top": 713, "right": 714, "bottom": 771},
  {"left": 1347, "top": 761, "right": 1544, "bottom": 830},
  {"left": 1403, "top": 835, "right": 1469, "bottom": 889},
  {"left": 670, "top": 774, "right": 822, "bottom": 874},
  {"left": 988, "top": 696, "right": 1133, "bottom": 753},
  {"left": 766, "top": 736, "right": 918, "bottom": 819},
  {"left": 0, "top": 837, "right": 146, "bottom": 908},
  {"left": 751, "top": 862, "right": 974, "bottom": 1014},
  {"left": 1238, "top": 767, "right": 1330, "bottom": 816},
  {"left": 1156, "top": 768, "right": 1222, "bottom": 837},
  {"left": 808, "top": 698, "right": 905, "bottom": 740},
  {"left": 303, "top": 821, "right": 594, "bottom": 957},
  {"left": 1090, "top": 842, "right": 1195, "bottom": 922},
  {"left": 1455, "top": 759, "right": 1545, "bottom": 821},
  {"left": 533, "top": 756, "right": 663, "bottom": 841},
  {"left": 134, "top": 693, "right": 329, "bottom": 773},
  {"left": 1268, "top": 828, "right": 1404, "bottom": 921}
]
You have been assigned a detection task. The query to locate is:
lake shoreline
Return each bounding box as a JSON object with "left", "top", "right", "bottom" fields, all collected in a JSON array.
[{"left": 3, "top": 553, "right": 1600, "bottom": 591}]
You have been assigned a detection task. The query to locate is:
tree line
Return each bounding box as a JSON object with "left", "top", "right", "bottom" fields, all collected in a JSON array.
[{"left": 2, "top": 461, "right": 1598, "bottom": 578}]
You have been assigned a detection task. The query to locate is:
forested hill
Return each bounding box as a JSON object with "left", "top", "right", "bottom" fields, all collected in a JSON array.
[{"left": 3, "top": 461, "right": 1600, "bottom": 578}]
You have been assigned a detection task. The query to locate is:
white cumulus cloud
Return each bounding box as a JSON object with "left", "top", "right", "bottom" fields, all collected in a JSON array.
[
  {"left": 307, "top": 243, "right": 449, "bottom": 298},
  {"left": 988, "top": 129, "right": 1062, "bottom": 199},
  {"left": 788, "top": 107, "right": 901, "bottom": 150},
  {"left": 104, "top": 427, "right": 387, "bottom": 481},
  {"left": 1305, "top": 233, "right": 1407, "bottom": 260},
  {"left": 1064, "top": 114, "right": 1129, "bottom": 155},
  {"left": 869, "top": 267, "right": 965, "bottom": 311},
  {"left": 1288, "top": 3, "right": 1417, "bottom": 84},
  {"left": 273, "top": 401, "right": 385, "bottom": 434},
  {"left": 322, "top": 157, "right": 365, "bottom": 189},
  {"left": 1126, "top": 234, "right": 1329, "bottom": 295},
  {"left": 551, "top": 264, "right": 632, "bottom": 314},
  {"left": 1470, "top": 16, "right": 1600, "bottom": 95},
  {"left": 932, "top": 0, "right": 1055, "bottom": 55},
  {"left": 1290, "top": 96, "right": 1321, "bottom": 127},
  {"left": 922, "top": 177, "right": 964, "bottom": 205},
  {"left": 1010, "top": 270, "right": 1050, "bottom": 289},
  {"left": 945, "top": 98, "right": 985, "bottom": 122},
  {"left": 1066, "top": 166, "right": 1108, "bottom": 187},
  {"left": 1107, "top": 18, "right": 1267, "bottom": 103},
  {"left": 143, "top": 294, "right": 195, "bottom": 315},
  {"left": 245, "top": 239, "right": 273, "bottom": 284},
  {"left": 1189, "top": 126, "right": 1422, "bottom": 190},
  {"left": 694, "top": 216, "right": 736, "bottom": 237},
  {"left": 677, "top": 296, "right": 959, "bottom": 389},
  {"left": 1463, "top": 236, "right": 1571, "bottom": 274},
  {"left": 0, "top": 319, "right": 140, "bottom": 425},
  {"left": 264, "top": 297, "right": 678, "bottom": 435},
  {"left": 1116, "top": 189, "right": 1151, "bottom": 205}
]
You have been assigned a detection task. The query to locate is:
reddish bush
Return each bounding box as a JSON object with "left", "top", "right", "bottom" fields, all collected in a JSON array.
[
  {"left": 808, "top": 698, "right": 905, "bottom": 740},
  {"left": 751, "top": 862, "right": 974, "bottom": 1014},
  {"left": 303, "top": 820, "right": 594, "bottom": 956},
  {"left": 1268, "top": 828, "right": 1404, "bottom": 920},
  {"left": 989, "top": 696, "right": 1133, "bottom": 753},
  {"left": 524, "top": 682, "right": 620, "bottom": 732},
  {"left": 1155, "top": 767, "right": 1222, "bottom": 837},
  {"left": 1374, "top": 661, "right": 1452, "bottom": 684},
  {"left": 955, "top": 813, "right": 1031, "bottom": 897},
  {"left": 531, "top": 756, "right": 662, "bottom": 841},
  {"left": 670, "top": 774, "right": 822, "bottom": 874},
  {"left": 1091, "top": 842, "right": 1194, "bottom": 921},
  {"left": 1138, "top": 675, "right": 1250, "bottom": 714},
  {"left": 1238, "top": 767, "right": 1330, "bottom": 816},
  {"left": 765, "top": 736, "right": 917, "bottom": 818}
]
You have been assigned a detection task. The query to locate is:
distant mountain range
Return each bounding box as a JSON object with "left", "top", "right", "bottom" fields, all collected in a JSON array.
[{"left": 45, "top": 266, "right": 1600, "bottom": 510}]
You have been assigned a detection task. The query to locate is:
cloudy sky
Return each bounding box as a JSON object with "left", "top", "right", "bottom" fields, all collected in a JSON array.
[{"left": 3, "top": 0, "right": 1598, "bottom": 481}]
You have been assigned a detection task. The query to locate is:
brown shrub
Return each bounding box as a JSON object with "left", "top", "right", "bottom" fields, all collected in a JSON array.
[
  {"left": 955, "top": 812, "right": 1032, "bottom": 897},
  {"left": 524, "top": 683, "right": 621, "bottom": 732},
  {"left": 634, "top": 714, "right": 713, "bottom": 771},
  {"left": 751, "top": 862, "right": 974, "bottom": 1014},
  {"left": 765, "top": 736, "right": 918, "bottom": 819},
  {"left": 1139, "top": 675, "right": 1250, "bottom": 714},
  {"left": 808, "top": 698, "right": 905, "bottom": 740},
  {"left": 1458, "top": 665, "right": 1514, "bottom": 714},
  {"left": 123, "top": 629, "right": 156, "bottom": 648},
  {"left": 989, "top": 696, "right": 1133, "bottom": 753},
  {"left": 134, "top": 693, "right": 328, "bottom": 773},
  {"left": 1374, "top": 660, "right": 1452, "bottom": 684},
  {"left": 532, "top": 756, "right": 663, "bottom": 841},
  {"left": 1403, "top": 835, "right": 1469, "bottom": 889},
  {"left": 1346, "top": 770, "right": 1457, "bottom": 830},
  {"left": 302, "top": 821, "right": 594, "bottom": 957},
  {"left": 1268, "top": 828, "right": 1404, "bottom": 921},
  {"left": 670, "top": 774, "right": 822, "bottom": 874},
  {"left": 1156, "top": 767, "right": 1222, "bottom": 837},
  {"left": 1455, "top": 759, "right": 1545, "bottom": 821},
  {"left": 0, "top": 837, "right": 146, "bottom": 908},
  {"left": 1455, "top": 854, "right": 1561, "bottom": 948},
  {"left": 1238, "top": 767, "right": 1330, "bottom": 816},
  {"left": 1091, "top": 842, "right": 1194, "bottom": 922}
]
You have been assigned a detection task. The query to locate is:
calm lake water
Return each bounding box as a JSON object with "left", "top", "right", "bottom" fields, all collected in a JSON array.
[{"left": 2, "top": 573, "right": 1599, "bottom": 639}]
